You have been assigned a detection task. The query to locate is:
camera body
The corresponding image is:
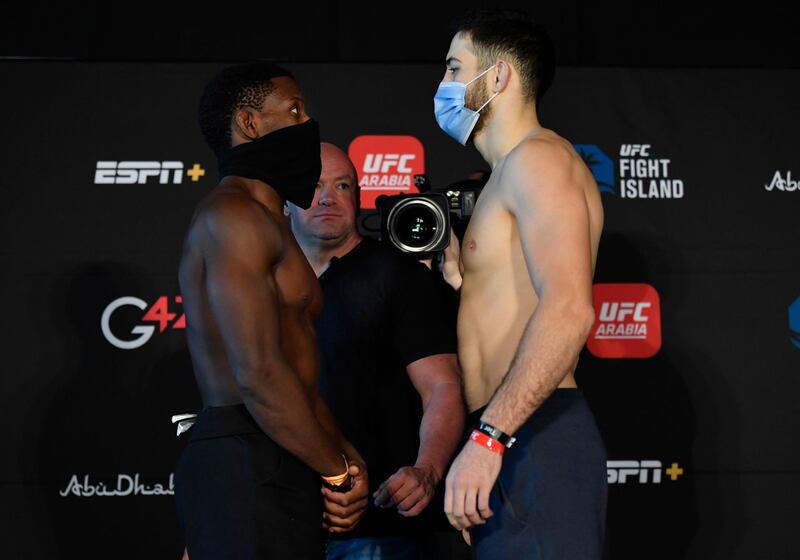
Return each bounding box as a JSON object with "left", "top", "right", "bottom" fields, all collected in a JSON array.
[
  {"left": 379, "top": 192, "right": 451, "bottom": 257},
  {"left": 377, "top": 174, "right": 487, "bottom": 257}
]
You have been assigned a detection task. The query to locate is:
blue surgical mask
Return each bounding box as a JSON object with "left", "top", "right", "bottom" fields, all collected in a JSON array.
[{"left": 433, "top": 66, "right": 499, "bottom": 145}]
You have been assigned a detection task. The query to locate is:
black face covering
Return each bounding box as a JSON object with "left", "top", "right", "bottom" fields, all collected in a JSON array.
[{"left": 217, "top": 118, "right": 321, "bottom": 209}]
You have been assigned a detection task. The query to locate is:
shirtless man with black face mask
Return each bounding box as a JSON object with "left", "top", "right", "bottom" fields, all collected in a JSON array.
[{"left": 175, "top": 62, "right": 368, "bottom": 560}]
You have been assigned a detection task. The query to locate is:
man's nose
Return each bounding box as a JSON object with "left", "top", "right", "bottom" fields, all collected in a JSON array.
[{"left": 317, "top": 183, "right": 336, "bottom": 206}]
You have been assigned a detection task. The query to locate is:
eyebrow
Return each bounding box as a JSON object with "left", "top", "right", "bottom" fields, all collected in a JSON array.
[{"left": 445, "top": 57, "right": 461, "bottom": 66}]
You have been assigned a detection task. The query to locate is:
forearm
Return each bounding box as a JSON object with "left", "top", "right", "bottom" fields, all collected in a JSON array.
[
  {"left": 239, "top": 362, "right": 347, "bottom": 477},
  {"left": 315, "top": 396, "right": 365, "bottom": 466},
  {"left": 481, "top": 300, "right": 593, "bottom": 435},
  {"left": 415, "top": 381, "right": 465, "bottom": 479}
]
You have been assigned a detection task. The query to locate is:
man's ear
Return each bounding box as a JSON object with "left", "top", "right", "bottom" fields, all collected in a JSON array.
[
  {"left": 233, "top": 107, "right": 260, "bottom": 141},
  {"left": 493, "top": 60, "right": 513, "bottom": 93}
]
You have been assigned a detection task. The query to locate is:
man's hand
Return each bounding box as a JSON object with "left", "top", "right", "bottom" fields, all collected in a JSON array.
[
  {"left": 373, "top": 464, "right": 439, "bottom": 517},
  {"left": 441, "top": 229, "right": 462, "bottom": 291},
  {"left": 321, "top": 461, "right": 369, "bottom": 533},
  {"left": 444, "top": 440, "right": 501, "bottom": 530}
]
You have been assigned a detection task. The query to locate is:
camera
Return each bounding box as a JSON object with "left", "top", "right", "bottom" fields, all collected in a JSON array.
[
  {"left": 379, "top": 191, "right": 451, "bottom": 255},
  {"left": 377, "top": 172, "right": 488, "bottom": 257}
]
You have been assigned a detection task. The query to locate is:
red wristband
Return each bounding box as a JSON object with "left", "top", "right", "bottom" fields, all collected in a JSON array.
[{"left": 469, "top": 429, "right": 505, "bottom": 455}]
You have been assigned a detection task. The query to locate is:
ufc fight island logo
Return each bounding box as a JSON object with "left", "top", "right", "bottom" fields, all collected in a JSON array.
[
  {"left": 101, "top": 296, "right": 185, "bottom": 349},
  {"left": 618, "top": 144, "right": 684, "bottom": 199},
  {"left": 94, "top": 161, "right": 206, "bottom": 184},
  {"left": 764, "top": 171, "right": 797, "bottom": 192},
  {"left": 348, "top": 135, "right": 425, "bottom": 210},
  {"left": 587, "top": 283, "right": 662, "bottom": 359},
  {"left": 577, "top": 144, "right": 685, "bottom": 199}
]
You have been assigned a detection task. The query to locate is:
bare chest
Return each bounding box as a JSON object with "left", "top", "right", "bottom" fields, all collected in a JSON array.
[
  {"left": 460, "top": 188, "right": 518, "bottom": 276},
  {"left": 274, "top": 232, "right": 323, "bottom": 319}
]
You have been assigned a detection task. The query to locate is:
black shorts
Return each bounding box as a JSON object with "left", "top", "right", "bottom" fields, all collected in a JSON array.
[
  {"left": 470, "top": 389, "right": 607, "bottom": 560},
  {"left": 175, "top": 404, "right": 324, "bottom": 559}
]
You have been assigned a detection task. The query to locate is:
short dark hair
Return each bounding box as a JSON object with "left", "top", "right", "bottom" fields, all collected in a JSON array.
[
  {"left": 198, "top": 61, "right": 293, "bottom": 155},
  {"left": 451, "top": 10, "right": 555, "bottom": 106}
]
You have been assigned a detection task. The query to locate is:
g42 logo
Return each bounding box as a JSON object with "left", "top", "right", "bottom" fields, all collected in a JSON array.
[{"left": 101, "top": 296, "right": 185, "bottom": 349}]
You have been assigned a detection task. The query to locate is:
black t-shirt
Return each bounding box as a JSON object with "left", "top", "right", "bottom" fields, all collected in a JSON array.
[{"left": 316, "top": 237, "right": 458, "bottom": 538}]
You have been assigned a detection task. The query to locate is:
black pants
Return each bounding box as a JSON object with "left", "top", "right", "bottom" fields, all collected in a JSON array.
[
  {"left": 470, "top": 389, "right": 607, "bottom": 560},
  {"left": 175, "top": 404, "right": 324, "bottom": 559}
]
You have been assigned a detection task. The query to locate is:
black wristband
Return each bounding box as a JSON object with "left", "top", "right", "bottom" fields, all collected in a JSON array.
[{"left": 476, "top": 420, "right": 517, "bottom": 448}]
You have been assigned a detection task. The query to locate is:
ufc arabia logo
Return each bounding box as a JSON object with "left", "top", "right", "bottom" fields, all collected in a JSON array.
[
  {"left": 348, "top": 135, "right": 425, "bottom": 210},
  {"left": 587, "top": 283, "right": 662, "bottom": 359},
  {"left": 362, "top": 154, "right": 415, "bottom": 173}
]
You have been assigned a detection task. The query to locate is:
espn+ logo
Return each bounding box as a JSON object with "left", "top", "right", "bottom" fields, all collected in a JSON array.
[
  {"left": 94, "top": 161, "right": 206, "bottom": 184},
  {"left": 101, "top": 296, "right": 185, "bottom": 349},
  {"left": 607, "top": 460, "right": 684, "bottom": 484},
  {"left": 587, "top": 283, "right": 662, "bottom": 359}
]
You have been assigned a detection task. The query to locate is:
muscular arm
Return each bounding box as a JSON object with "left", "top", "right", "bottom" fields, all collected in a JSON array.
[
  {"left": 202, "top": 194, "right": 345, "bottom": 476},
  {"left": 374, "top": 353, "right": 464, "bottom": 516},
  {"left": 314, "top": 396, "right": 370, "bottom": 532},
  {"left": 480, "top": 142, "right": 597, "bottom": 435},
  {"left": 408, "top": 353, "right": 464, "bottom": 481},
  {"left": 314, "top": 396, "right": 365, "bottom": 467}
]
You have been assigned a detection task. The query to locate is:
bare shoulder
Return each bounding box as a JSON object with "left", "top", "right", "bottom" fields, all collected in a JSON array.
[
  {"left": 191, "top": 182, "right": 285, "bottom": 260},
  {"left": 499, "top": 130, "right": 590, "bottom": 202}
]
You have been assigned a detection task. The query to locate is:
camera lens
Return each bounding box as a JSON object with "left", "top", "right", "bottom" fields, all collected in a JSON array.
[
  {"left": 396, "top": 206, "right": 436, "bottom": 246},
  {"left": 387, "top": 198, "right": 447, "bottom": 252}
]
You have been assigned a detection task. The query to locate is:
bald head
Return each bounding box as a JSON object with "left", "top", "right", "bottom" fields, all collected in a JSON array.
[{"left": 321, "top": 142, "right": 358, "bottom": 181}]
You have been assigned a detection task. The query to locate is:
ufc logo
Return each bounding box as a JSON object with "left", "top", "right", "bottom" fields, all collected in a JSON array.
[
  {"left": 362, "top": 154, "right": 415, "bottom": 173},
  {"left": 598, "top": 302, "right": 651, "bottom": 322},
  {"left": 619, "top": 144, "right": 651, "bottom": 157},
  {"left": 607, "top": 460, "right": 662, "bottom": 484},
  {"left": 95, "top": 161, "right": 184, "bottom": 184}
]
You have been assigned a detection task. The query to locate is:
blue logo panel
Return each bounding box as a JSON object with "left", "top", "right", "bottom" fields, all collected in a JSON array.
[
  {"left": 575, "top": 144, "right": 615, "bottom": 194},
  {"left": 790, "top": 297, "right": 800, "bottom": 350}
]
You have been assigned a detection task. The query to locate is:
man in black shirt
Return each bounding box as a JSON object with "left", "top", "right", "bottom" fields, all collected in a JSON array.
[{"left": 288, "top": 142, "right": 467, "bottom": 559}]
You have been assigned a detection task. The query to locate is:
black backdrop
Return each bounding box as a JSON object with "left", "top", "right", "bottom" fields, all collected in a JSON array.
[{"left": 1, "top": 61, "right": 799, "bottom": 559}]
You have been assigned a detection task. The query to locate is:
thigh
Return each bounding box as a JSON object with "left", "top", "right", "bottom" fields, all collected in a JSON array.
[
  {"left": 254, "top": 439, "right": 325, "bottom": 559},
  {"left": 176, "top": 434, "right": 325, "bottom": 560},
  {"left": 526, "top": 407, "right": 607, "bottom": 559},
  {"left": 175, "top": 436, "right": 258, "bottom": 560},
  {"left": 470, "top": 456, "right": 543, "bottom": 560},
  {"left": 470, "top": 412, "right": 607, "bottom": 560}
]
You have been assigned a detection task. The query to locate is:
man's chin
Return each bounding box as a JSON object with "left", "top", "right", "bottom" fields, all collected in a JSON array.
[{"left": 313, "top": 228, "right": 349, "bottom": 243}]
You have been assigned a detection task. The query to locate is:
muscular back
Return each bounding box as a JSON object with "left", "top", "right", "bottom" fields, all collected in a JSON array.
[
  {"left": 457, "top": 130, "right": 603, "bottom": 412},
  {"left": 178, "top": 177, "right": 322, "bottom": 408}
]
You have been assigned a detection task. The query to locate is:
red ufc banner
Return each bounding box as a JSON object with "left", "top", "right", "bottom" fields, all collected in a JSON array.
[
  {"left": 348, "top": 135, "right": 425, "bottom": 210},
  {"left": 587, "top": 283, "right": 662, "bottom": 359}
]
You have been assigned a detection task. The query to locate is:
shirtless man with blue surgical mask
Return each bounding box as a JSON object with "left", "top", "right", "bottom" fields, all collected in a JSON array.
[{"left": 434, "top": 10, "right": 608, "bottom": 559}]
